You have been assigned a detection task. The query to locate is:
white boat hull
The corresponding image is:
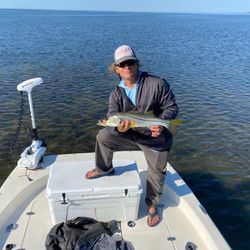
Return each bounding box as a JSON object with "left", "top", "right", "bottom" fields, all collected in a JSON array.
[{"left": 0, "top": 151, "right": 230, "bottom": 250}]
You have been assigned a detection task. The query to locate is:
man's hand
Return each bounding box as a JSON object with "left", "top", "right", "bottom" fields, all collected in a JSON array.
[
  {"left": 150, "top": 125, "right": 163, "bottom": 137},
  {"left": 117, "top": 120, "right": 131, "bottom": 133}
]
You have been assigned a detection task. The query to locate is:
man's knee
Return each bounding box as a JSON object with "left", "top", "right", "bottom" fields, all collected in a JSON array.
[{"left": 96, "top": 128, "right": 113, "bottom": 143}]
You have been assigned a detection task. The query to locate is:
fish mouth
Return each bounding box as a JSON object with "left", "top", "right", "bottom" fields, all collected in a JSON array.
[{"left": 97, "top": 119, "right": 107, "bottom": 126}]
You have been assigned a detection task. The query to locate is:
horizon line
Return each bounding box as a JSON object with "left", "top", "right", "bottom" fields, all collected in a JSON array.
[{"left": 0, "top": 7, "right": 249, "bottom": 15}]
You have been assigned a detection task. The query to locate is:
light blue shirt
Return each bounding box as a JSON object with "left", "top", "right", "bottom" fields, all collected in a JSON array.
[{"left": 118, "top": 71, "right": 141, "bottom": 106}]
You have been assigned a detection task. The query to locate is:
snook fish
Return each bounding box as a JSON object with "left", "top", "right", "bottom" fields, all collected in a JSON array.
[{"left": 97, "top": 112, "right": 182, "bottom": 135}]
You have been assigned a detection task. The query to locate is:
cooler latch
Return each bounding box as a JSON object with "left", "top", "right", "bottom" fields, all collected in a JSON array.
[{"left": 124, "top": 189, "right": 128, "bottom": 196}]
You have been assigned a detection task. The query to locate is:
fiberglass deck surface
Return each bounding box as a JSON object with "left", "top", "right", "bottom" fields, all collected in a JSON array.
[{"left": 0, "top": 152, "right": 228, "bottom": 249}]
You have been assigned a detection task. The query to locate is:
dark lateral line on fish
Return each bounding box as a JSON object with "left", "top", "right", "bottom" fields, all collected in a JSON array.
[
  {"left": 119, "top": 114, "right": 168, "bottom": 123},
  {"left": 120, "top": 114, "right": 158, "bottom": 122}
]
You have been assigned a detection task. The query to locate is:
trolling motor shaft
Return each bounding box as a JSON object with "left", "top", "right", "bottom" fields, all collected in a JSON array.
[
  {"left": 17, "top": 77, "right": 43, "bottom": 139},
  {"left": 16, "top": 77, "right": 46, "bottom": 169}
]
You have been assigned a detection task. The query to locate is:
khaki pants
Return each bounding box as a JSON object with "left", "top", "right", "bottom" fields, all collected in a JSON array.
[{"left": 95, "top": 127, "right": 169, "bottom": 206}]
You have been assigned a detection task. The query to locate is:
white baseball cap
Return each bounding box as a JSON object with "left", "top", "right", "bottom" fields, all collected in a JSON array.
[{"left": 114, "top": 45, "right": 137, "bottom": 65}]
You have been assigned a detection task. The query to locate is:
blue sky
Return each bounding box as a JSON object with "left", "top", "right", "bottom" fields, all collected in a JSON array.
[{"left": 0, "top": 0, "right": 250, "bottom": 13}]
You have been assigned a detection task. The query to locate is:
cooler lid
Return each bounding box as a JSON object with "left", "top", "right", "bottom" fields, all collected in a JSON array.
[{"left": 46, "top": 159, "right": 142, "bottom": 197}]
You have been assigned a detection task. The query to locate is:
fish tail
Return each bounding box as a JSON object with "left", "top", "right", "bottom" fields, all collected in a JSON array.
[{"left": 169, "top": 119, "right": 182, "bottom": 135}]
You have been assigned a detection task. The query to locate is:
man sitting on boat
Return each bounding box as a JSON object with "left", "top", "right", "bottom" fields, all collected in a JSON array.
[{"left": 85, "top": 45, "right": 179, "bottom": 227}]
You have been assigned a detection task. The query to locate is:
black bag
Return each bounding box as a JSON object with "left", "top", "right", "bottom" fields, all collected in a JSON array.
[{"left": 45, "top": 217, "right": 134, "bottom": 250}]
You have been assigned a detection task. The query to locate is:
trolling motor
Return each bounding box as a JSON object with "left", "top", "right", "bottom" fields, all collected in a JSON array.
[{"left": 16, "top": 77, "right": 46, "bottom": 169}]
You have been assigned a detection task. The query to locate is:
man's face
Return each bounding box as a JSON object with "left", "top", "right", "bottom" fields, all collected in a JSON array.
[{"left": 115, "top": 60, "right": 138, "bottom": 83}]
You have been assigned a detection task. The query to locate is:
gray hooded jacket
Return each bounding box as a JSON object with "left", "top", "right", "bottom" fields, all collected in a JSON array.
[{"left": 107, "top": 72, "right": 179, "bottom": 151}]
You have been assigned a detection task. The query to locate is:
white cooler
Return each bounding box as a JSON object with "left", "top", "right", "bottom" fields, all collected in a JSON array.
[{"left": 46, "top": 159, "right": 142, "bottom": 224}]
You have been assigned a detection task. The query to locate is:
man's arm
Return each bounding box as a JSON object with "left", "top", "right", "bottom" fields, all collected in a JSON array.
[
  {"left": 150, "top": 79, "right": 178, "bottom": 137},
  {"left": 107, "top": 90, "right": 131, "bottom": 133},
  {"left": 157, "top": 79, "right": 179, "bottom": 120},
  {"left": 107, "top": 90, "right": 120, "bottom": 117}
]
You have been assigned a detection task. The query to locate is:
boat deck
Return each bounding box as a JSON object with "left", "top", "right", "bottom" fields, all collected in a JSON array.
[{"left": 0, "top": 151, "right": 230, "bottom": 249}]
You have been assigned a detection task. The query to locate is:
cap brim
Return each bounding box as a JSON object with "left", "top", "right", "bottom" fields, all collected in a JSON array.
[{"left": 115, "top": 56, "right": 137, "bottom": 65}]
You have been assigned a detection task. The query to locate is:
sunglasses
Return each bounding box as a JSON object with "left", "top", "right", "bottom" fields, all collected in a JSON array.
[{"left": 116, "top": 60, "right": 137, "bottom": 68}]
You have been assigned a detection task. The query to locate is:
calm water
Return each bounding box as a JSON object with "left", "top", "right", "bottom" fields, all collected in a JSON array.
[{"left": 0, "top": 9, "right": 250, "bottom": 249}]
